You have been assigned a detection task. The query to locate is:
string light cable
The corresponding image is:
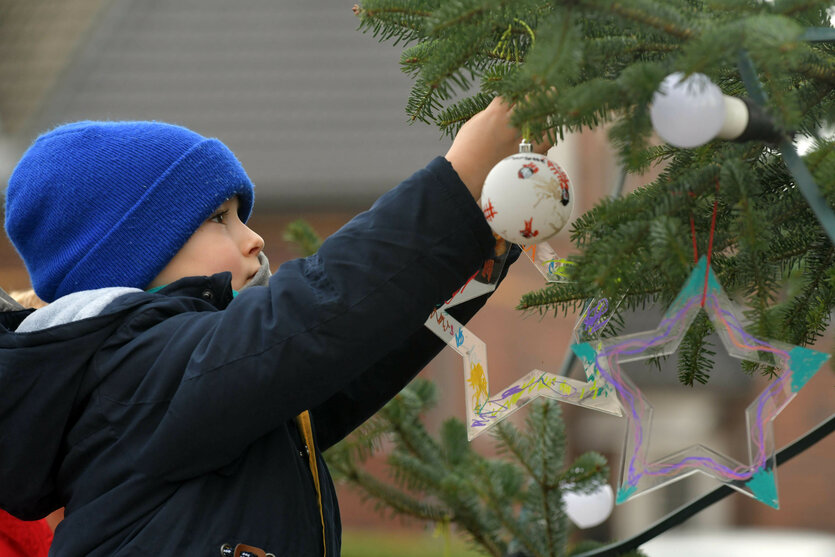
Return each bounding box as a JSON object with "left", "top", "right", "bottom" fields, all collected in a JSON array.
[{"left": 572, "top": 413, "right": 835, "bottom": 557}]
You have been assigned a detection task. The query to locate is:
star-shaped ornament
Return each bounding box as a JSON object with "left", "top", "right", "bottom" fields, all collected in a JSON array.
[
  {"left": 424, "top": 241, "right": 622, "bottom": 441},
  {"left": 570, "top": 256, "right": 830, "bottom": 508}
]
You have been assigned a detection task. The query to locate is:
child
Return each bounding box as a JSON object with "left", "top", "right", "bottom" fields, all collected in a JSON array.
[
  {"left": 0, "top": 291, "right": 61, "bottom": 557},
  {"left": 0, "top": 508, "right": 53, "bottom": 557},
  {"left": 0, "top": 99, "right": 544, "bottom": 556}
]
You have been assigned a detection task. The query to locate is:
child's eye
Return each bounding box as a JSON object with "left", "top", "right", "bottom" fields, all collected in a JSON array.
[{"left": 209, "top": 209, "right": 229, "bottom": 224}]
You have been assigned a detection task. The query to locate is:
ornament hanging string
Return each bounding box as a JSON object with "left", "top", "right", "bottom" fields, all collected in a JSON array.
[{"left": 688, "top": 178, "right": 720, "bottom": 307}]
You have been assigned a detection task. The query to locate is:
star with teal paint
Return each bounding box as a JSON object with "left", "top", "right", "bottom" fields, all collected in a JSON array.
[{"left": 571, "top": 256, "right": 830, "bottom": 508}]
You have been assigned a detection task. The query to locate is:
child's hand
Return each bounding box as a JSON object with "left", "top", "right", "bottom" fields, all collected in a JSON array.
[{"left": 444, "top": 96, "right": 550, "bottom": 200}]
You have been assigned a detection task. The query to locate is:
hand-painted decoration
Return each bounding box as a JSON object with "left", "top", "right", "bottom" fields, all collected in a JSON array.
[
  {"left": 570, "top": 256, "right": 830, "bottom": 508},
  {"left": 481, "top": 144, "right": 574, "bottom": 245},
  {"left": 520, "top": 242, "right": 575, "bottom": 283},
  {"left": 424, "top": 239, "right": 622, "bottom": 441}
]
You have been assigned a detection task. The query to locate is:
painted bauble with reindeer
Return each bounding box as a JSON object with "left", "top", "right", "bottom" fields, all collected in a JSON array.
[{"left": 480, "top": 146, "right": 574, "bottom": 245}]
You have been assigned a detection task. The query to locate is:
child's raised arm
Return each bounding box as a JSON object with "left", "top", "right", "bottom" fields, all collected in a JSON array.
[
  {"left": 445, "top": 97, "right": 550, "bottom": 200},
  {"left": 127, "top": 161, "right": 488, "bottom": 479},
  {"left": 124, "top": 100, "right": 548, "bottom": 479}
]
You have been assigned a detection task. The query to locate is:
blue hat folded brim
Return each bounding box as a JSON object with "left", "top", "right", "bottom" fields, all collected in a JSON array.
[{"left": 54, "top": 138, "right": 255, "bottom": 299}]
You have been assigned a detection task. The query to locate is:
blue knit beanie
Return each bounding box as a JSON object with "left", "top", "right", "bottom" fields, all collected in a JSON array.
[{"left": 4, "top": 121, "right": 255, "bottom": 302}]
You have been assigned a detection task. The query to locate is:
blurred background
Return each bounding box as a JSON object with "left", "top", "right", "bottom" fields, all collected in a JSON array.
[{"left": 1, "top": 1, "right": 832, "bottom": 555}]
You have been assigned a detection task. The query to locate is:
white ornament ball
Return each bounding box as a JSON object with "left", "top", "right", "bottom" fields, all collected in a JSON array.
[
  {"left": 563, "top": 484, "right": 614, "bottom": 529},
  {"left": 649, "top": 72, "right": 726, "bottom": 148},
  {"left": 480, "top": 152, "right": 573, "bottom": 245}
]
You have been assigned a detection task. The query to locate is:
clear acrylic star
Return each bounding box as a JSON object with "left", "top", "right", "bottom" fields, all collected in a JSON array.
[
  {"left": 570, "top": 256, "right": 830, "bottom": 508},
  {"left": 424, "top": 241, "right": 622, "bottom": 441}
]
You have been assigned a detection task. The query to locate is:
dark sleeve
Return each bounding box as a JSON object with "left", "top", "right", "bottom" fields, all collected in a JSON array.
[
  {"left": 311, "top": 245, "right": 521, "bottom": 451},
  {"left": 131, "top": 157, "right": 496, "bottom": 479}
]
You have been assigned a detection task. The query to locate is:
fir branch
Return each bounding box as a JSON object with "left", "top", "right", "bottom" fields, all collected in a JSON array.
[
  {"left": 584, "top": 0, "right": 697, "bottom": 41},
  {"left": 480, "top": 64, "right": 518, "bottom": 94},
  {"left": 352, "top": 1, "right": 434, "bottom": 45},
  {"left": 492, "top": 419, "right": 538, "bottom": 479},
  {"left": 516, "top": 282, "right": 586, "bottom": 313},
  {"left": 433, "top": 469, "right": 507, "bottom": 556},
  {"left": 439, "top": 418, "right": 474, "bottom": 466},
  {"left": 405, "top": 79, "right": 444, "bottom": 124},
  {"left": 771, "top": 0, "right": 835, "bottom": 18},
  {"left": 523, "top": 8, "right": 580, "bottom": 88},
  {"left": 400, "top": 40, "right": 440, "bottom": 77},
  {"left": 381, "top": 388, "right": 444, "bottom": 467},
  {"left": 781, "top": 242, "right": 835, "bottom": 345},
  {"left": 584, "top": 36, "right": 680, "bottom": 73},
  {"left": 797, "top": 58, "right": 835, "bottom": 86},
  {"left": 527, "top": 402, "right": 567, "bottom": 557},
  {"left": 355, "top": 1, "right": 432, "bottom": 18},
  {"left": 338, "top": 463, "right": 449, "bottom": 521},
  {"left": 436, "top": 92, "right": 494, "bottom": 137},
  {"left": 511, "top": 77, "right": 625, "bottom": 139},
  {"left": 560, "top": 452, "right": 609, "bottom": 493},
  {"left": 388, "top": 450, "right": 447, "bottom": 493},
  {"left": 426, "top": 0, "right": 493, "bottom": 36},
  {"left": 723, "top": 159, "right": 780, "bottom": 319},
  {"left": 473, "top": 462, "right": 542, "bottom": 557},
  {"left": 677, "top": 312, "right": 716, "bottom": 386},
  {"left": 648, "top": 215, "right": 692, "bottom": 272},
  {"left": 282, "top": 219, "right": 322, "bottom": 256},
  {"left": 329, "top": 379, "right": 608, "bottom": 555}
]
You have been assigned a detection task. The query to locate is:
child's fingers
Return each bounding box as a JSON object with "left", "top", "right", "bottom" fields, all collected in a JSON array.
[
  {"left": 445, "top": 94, "right": 555, "bottom": 199},
  {"left": 482, "top": 96, "right": 522, "bottom": 147},
  {"left": 499, "top": 94, "right": 554, "bottom": 154}
]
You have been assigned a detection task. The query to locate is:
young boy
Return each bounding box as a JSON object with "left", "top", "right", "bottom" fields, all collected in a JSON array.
[{"left": 0, "top": 99, "right": 542, "bottom": 556}]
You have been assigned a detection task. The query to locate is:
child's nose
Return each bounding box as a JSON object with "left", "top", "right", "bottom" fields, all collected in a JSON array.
[{"left": 243, "top": 227, "right": 265, "bottom": 257}]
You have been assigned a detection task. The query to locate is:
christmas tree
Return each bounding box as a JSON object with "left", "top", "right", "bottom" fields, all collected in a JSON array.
[
  {"left": 313, "top": 1, "right": 833, "bottom": 554},
  {"left": 328, "top": 379, "right": 620, "bottom": 557},
  {"left": 351, "top": 0, "right": 834, "bottom": 385}
]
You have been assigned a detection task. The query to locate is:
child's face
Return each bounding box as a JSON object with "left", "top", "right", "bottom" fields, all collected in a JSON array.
[{"left": 147, "top": 197, "right": 264, "bottom": 291}]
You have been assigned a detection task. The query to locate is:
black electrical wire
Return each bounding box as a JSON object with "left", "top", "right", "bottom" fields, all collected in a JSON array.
[{"left": 572, "top": 413, "right": 835, "bottom": 557}]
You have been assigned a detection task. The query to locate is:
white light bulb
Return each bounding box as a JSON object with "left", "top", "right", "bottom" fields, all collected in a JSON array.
[
  {"left": 563, "top": 484, "right": 614, "bottom": 529},
  {"left": 650, "top": 72, "right": 726, "bottom": 148}
]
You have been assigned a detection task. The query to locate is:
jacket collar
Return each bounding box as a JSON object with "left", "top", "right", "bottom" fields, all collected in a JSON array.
[
  {"left": 149, "top": 252, "right": 270, "bottom": 310},
  {"left": 152, "top": 272, "right": 236, "bottom": 310}
]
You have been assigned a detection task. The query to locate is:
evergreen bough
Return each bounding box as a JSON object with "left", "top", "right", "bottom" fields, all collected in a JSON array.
[
  {"left": 352, "top": 0, "right": 835, "bottom": 385},
  {"left": 289, "top": 2, "right": 835, "bottom": 550},
  {"left": 327, "top": 378, "right": 622, "bottom": 557}
]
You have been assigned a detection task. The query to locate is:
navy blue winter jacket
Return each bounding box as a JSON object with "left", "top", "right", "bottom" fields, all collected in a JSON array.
[{"left": 0, "top": 157, "right": 515, "bottom": 556}]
